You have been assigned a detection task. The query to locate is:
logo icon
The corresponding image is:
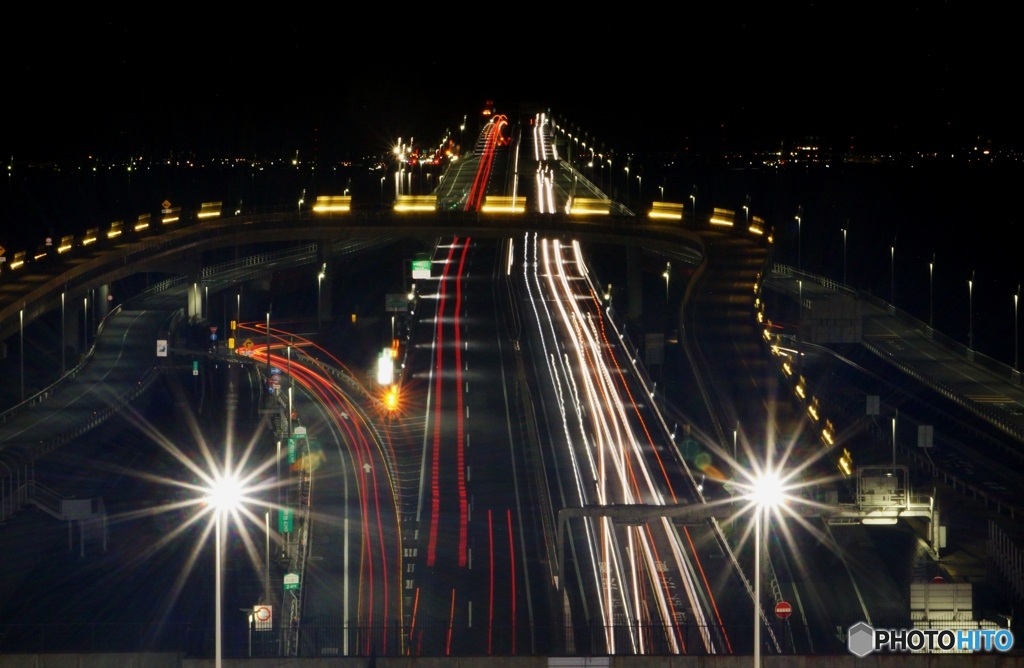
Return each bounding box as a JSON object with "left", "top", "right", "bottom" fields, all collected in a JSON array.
[{"left": 848, "top": 621, "right": 875, "bottom": 657}]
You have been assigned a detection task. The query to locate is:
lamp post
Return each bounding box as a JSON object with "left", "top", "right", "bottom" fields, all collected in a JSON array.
[
  {"left": 206, "top": 474, "right": 243, "bottom": 668},
  {"left": 744, "top": 195, "right": 750, "bottom": 225},
  {"left": 61, "top": 292, "right": 66, "bottom": 375},
  {"left": 317, "top": 264, "right": 326, "bottom": 330},
  {"left": 929, "top": 254, "right": 935, "bottom": 329},
  {"left": 795, "top": 206, "right": 802, "bottom": 272},
  {"left": 747, "top": 473, "right": 784, "bottom": 668},
  {"left": 891, "top": 243, "right": 895, "bottom": 306},
  {"left": 20, "top": 309, "right": 24, "bottom": 402},
  {"left": 662, "top": 262, "right": 671, "bottom": 302},
  {"left": 841, "top": 227, "right": 847, "bottom": 285},
  {"left": 1015, "top": 285, "right": 1020, "bottom": 371},
  {"left": 968, "top": 271, "right": 974, "bottom": 351}
]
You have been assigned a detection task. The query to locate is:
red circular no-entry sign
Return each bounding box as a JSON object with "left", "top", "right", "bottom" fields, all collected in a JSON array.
[{"left": 775, "top": 601, "right": 792, "bottom": 619}]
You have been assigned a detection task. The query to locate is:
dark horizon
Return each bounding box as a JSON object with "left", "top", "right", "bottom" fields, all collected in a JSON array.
[{"left": 7, "top": 7, "right": 1019, "bottom": 163}]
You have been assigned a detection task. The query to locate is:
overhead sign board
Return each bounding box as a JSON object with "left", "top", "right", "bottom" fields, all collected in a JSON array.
[
  {"left": 917, "top": 425, "right": 934, "bottom": 448},
  {"left": 385, "top": 294, "right": 409, "bottom": 312},
  {"left": 283, "top": 572, "right": 300, "bottom": 591},
  {"left": 411, "top": 259, "right": 432, "bottom": 280}
]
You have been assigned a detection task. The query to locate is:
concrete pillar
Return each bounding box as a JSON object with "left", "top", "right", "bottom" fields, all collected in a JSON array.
[
  {"left": 626, "top": 244, "right": 642, "bottom": 321},
  {"left": 67, "top": 300, "right": 83, "bottom": 358},
  {"left": 96, "top": 284, "right": 110, "bottom": 321}
]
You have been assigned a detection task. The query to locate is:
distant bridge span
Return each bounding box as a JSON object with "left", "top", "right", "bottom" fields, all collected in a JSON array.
[{"left": 0, "top": 209, "right": 706, "bottom": 341}]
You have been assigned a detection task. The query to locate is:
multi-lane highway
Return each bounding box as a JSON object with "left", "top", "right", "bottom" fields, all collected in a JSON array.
[{"left": 6, "top": 106, "right": 1024, "bottom": 660}]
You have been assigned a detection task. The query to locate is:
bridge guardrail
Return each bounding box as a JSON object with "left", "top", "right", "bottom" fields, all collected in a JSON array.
[
  {"left": 762, "top": 272, "right": 1024, "bottom": 521},
  {"left": 772, "top": 263, "right": 1024, "bottom": 443},
  {"left": 0, "top": 301, "right": 126, "bottom": 426}
]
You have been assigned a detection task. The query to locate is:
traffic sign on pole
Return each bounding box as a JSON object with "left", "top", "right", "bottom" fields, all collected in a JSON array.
[
  {"left": 253, "top": 605, "right": 272, "bottom": 631},
  {"left": 775, "top": 601, "right": 792, "bottom": 619}
]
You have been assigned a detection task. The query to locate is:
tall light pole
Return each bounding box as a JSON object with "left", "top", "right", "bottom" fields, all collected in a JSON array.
[
  {"left": 61, "top": 292, "right": 66, "bottom": 375},
  {"left": 891, "top": 242, "right": 895, "bottom": 306},
  {"left": 841, "top": 227, "right": 847, "bottom": 285},
  {"left": 968, "top": 271, "right": 975, "bottom": 352},
  {"left": 795, "top": 205, "right": 802, "bottom": 271},
  {"left": 744, "top": 195, "right": 751, "bottom": 225},
  {"left": 1015, "top": 285, "right": 1019, "bottom": 371},
  {"left": 20, "top": 309, "right": 24, "bottom": 402},
  {"left": 929, "top": 254, "right": 935, "bottom": 329},
  {"left": 748, "top": 473, "right": 784, "bottom": 668},
  {"left": 206, "top": 474, "right": 244, "bottom": 668},
  {"left": 662, "top": 262, "right": 671, "bottom": 302},
  {"left": 317, "top": 263, "right": 326, "bottom": 330}
]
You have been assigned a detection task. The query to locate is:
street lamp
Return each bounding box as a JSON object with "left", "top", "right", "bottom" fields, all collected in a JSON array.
[
  {"left": 890, "top": 243, "right": 895, "bottom": 306},
  {"left": 746, "top": 472, "right": 785, "bottom": 668},
  {"left": 317, "top": 263, "right": 326, "bottom": 330},
  {"left": 1015, "top": 285, "right": 1020, "bottom": 371},
  {"left": 929, "top": 255, "right": 935, "bottom": 330},
  {"left": 841, "top": 227, "right": 847, "bottom": 285},
  {"left": 662, "top": 262, "right": 671, "bottom": 302},
  {"left": 205, "top": 473, "right": 244, "bottom": 668},
  {"left": 795, "top": 206, "right": 802, "bottom": 272},
  {"left": 968, "top": 271, "right": 975, "bottom": 351}
]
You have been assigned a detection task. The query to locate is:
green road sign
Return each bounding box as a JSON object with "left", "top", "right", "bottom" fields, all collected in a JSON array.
[
  {"left": 287, "top": 437, "right": 297, "bottom": 464},
  {"left": 411, "top": 259, "right": 431, "bottom": 279},
  {"left": 278, "top": 508, "right": 293, "bottom": 533},
  {"left": 283, "top": 572, "right": 300, "bottom": 591}
]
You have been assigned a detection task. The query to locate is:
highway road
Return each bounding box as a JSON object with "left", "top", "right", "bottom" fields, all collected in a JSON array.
[{"left": 405, "top": 236, "right": 545, "bottom": 655}]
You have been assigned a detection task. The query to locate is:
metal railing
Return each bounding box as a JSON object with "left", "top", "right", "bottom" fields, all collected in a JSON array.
[
  {"left": 0, "top": 301, "right": 125, "bottom": 425},
  {"left": 771, "top": 263, "right": 1024, "bottom": 443},
  {"left": 989, "top": 520, "right": 1024, "bottom": 605}
]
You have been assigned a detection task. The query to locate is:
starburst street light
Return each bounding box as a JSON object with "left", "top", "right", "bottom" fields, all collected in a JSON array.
[
  {"left": 741, "top": 470, "right": 789, "bottom": 668},
  {"left": 206, "top": 472, "right": 247, "bottom": 668}
]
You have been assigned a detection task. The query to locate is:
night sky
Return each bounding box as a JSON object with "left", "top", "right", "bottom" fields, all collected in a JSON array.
[{"left": 6, "top": 6, "right": 1018, "bottom": 162}]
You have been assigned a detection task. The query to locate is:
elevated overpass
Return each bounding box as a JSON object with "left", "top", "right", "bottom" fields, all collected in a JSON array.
[{"left": 0, "top": 207, "right": 707, "bottom": 344}]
